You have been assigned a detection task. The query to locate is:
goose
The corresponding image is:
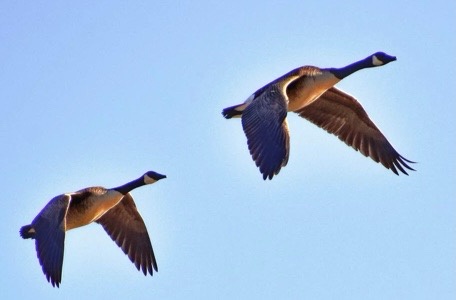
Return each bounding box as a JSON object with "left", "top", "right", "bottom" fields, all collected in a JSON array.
[
  {"left": 222, "top": 52, "right": 415, "bottom": 180},
  {"left": 19, "top": 171, "right": 166, "bottom": 287}
]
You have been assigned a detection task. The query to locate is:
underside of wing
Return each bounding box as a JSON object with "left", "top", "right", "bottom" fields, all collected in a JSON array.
[
  {"left": 242, "top": 85, "right": 290, "bottom": 180},
  {"left": 96, "top": 193, "right": 157, "bottom": 275},
  {"left": 32, "top": 194, "right": 71, "bottom": 287},
  {"left": 295, "top": 87, "right": 415, "bottom": 175}
]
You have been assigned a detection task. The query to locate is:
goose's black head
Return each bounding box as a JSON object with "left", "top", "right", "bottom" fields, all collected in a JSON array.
[
  {"left": 144, "top": 171, "right": 167, "bottom": 184},
  {"left": 372, "top": 52, "right": 397, "bottom": 66}
]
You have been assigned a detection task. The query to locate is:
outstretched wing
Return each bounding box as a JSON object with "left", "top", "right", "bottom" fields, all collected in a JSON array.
[
  {"left": 96, "top": 193, "right": 157, "bottom": 275},
  {"left": 295, "top": 87, "right": 415, "bottom": 175},
  {"left": 32, "top": 194, "right": 71, "bottom": 287},
  {"left": 242, "top": 85, "right": 290, "bottom": 180}
]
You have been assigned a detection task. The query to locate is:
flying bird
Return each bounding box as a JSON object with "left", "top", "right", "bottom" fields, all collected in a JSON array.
[
  {"left": 222, "top": 52, "right": 415, "bottom": 180},
  {"left": 20, "top": 171, "right": 166, "bottom": 287}
]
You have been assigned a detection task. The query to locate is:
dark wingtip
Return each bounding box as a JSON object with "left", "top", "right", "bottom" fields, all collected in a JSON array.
[
  {"left": 151, "top": 254, "right": 158, "bottom": 274},
  {"left": 391, "top": 155, "right": 416, "bottom": 176},
  {"left": 47, "top": 275, "right": 60, "bottom": 288},
  {"left": 399, "top": 155, "right": 417, "bottom": 165},
  {"left": 260, "top": 169, "right": 277, "bottom": 180}
]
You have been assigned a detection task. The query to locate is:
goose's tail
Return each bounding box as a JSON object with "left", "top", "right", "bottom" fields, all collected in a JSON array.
[
  {"left": 20, "top": 225, "right": 36, "bottom": 239},
  {"left": 222, "top": 104, "right": 244, "bottom": 119}
]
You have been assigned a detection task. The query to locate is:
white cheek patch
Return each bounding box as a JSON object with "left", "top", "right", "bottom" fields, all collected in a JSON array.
[
  {"left": 372, "top": 55, "right": 383, "bottom": 66},
  {"left": 144, "top": 175, "right": 157, "bottom": 184}
]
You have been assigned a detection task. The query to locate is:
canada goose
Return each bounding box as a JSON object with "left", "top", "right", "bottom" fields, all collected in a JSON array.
[
  {"left": 20, "top": 171, "right": 166, "bottom": 287},
  {"left": 222, "top": 52, "right": 415, "bottom": 180}
]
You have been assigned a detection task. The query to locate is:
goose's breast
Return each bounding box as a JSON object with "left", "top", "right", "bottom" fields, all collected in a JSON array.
[
  {"left": 287, "top": 72, "right": 340, "bottom": 111},
  {"left": 65, "top": 191, "right": 124, "bottom": 230}
]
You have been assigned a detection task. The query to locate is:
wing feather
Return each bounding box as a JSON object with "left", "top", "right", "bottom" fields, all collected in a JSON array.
[
  {"left": 31, "top": 194, "right": 71, "bottom": 287},
  {"left": 96, "top": 193, "right": 157, "bottom": 275},
  {"left": 242, "top": 85, "right": 290, "bottom": 180},
  {"left": 295, "top": 87, "right": 415, "bottom": 175}
]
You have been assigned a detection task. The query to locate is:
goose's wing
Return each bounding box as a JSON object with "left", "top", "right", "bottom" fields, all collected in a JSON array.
[
  {"left": 96, "top": 193, "right": 157, "bottom": 275},
  {"left": 31, "top": 194, "right": 71, "bottom": 288},
  {"left": 295, "top": 87, "right": 415, "bottom": 175},
  {"left": 242, "top": 84, "right": 290, "bottom": 180}
]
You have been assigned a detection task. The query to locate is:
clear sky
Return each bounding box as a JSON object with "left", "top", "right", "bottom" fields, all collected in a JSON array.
[{"left": 1, "top": 1, "right": 455, "bottom": 299}]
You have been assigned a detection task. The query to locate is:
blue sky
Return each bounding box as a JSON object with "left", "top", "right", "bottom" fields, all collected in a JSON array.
[{"left": 1, "top": 1, "right": 455, "bottom": 299}]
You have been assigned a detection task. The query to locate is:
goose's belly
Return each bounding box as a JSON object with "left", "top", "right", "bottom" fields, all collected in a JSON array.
[
  {"left": 287, "top": 88, "right": 328, "bottom": 111},
  {"left": 65, "top": 191, "right": 124, "bottom": 230},
  {"left": 287, "top": 74, "right": 340, "bottom": 112}
]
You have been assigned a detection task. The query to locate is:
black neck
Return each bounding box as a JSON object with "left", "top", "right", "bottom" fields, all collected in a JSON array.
[
  {"left": 327, "top": 56, "right": 374, "bottom": 80},
  {"left": 113, "top": 176, "right": 145, "bottom": 195}
]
